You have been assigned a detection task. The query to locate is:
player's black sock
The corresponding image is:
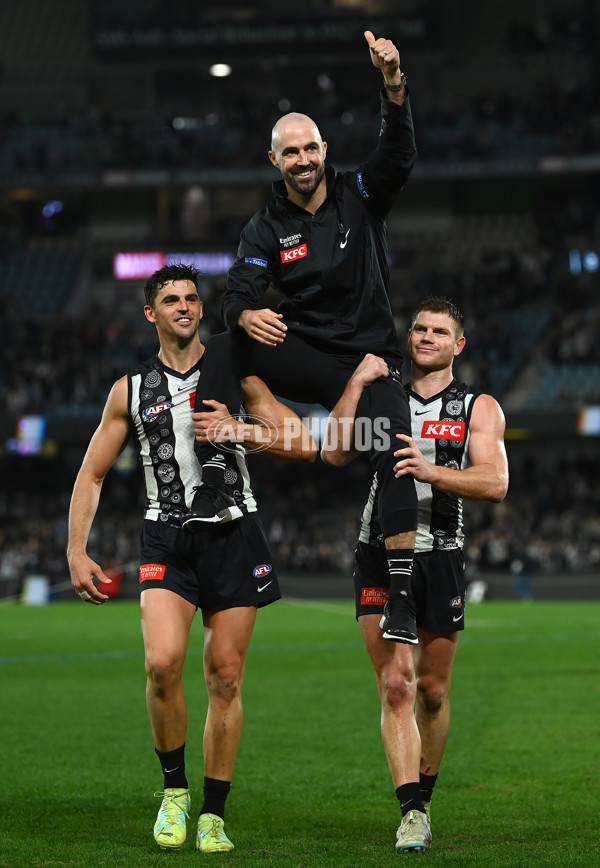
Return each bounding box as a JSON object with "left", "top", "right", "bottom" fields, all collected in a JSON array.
[
  {"left": 200, "top": 453, "right": 227, "bottom": 490},
  {"left": 386, "top": 548, "right": 414, "bottom": 597},
  {"left": 420, "top": 772, "right": 438, "bottom": 803},
  {"left": 395, "top": 781, "right": 425, "bottom": 817},
  {"left": 155, "top": 743, "right": 188, "bottom": 789},
  {"left": 200, "top": 777, "right": 232, "bottom": 820}
]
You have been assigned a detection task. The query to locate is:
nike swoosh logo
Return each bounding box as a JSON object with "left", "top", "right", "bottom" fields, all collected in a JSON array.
[
  {"left": 414, "top": 409, "right": 429, "bottom": 416},
  {"left": 257, "top": 580, "right": 273, "bottom": 592},
  {"left": 178, "top": 385, "right": 188, "bottom": 391},
  {"left": 164, "top": 767, "right": 179, "bottom": 773},
  {"left": 340, "top": 228, "right": 351, "bottom": 249},
  {"left": 452, "top": 613, "right": 464, "bottom": 622}
]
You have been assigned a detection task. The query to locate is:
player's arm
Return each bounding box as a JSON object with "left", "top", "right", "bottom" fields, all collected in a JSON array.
[
  {"left": 358, "top": 30, "right": 417, "bottom": 213},
  {"left": 66, "top": 377, "right": 131, "bottom": 604},
  {"left": 364, "top": 30, "right": 407, "bottom": 107},
  {"left": 320, "top": 353, "right": 389, "bottom": 467},
  {"left": 194, "top": 376, "right": 317, "bottom": 463},
  {"left": 241, "top": 376, "right": 317, "bottom": 461},
  {"left": 222, "top": 224, "right": 287, "bottom": 346},
  {"left": 394, "top": 393, "right": 509, "bottom": 502}
]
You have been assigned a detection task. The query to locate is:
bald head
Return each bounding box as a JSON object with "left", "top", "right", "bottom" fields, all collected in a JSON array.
[{"left": 270, "top": 113, "right": 323, "bottom": 155}]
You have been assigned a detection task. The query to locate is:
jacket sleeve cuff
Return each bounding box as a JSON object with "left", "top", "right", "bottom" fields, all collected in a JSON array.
[
  {"left": 223, "top": 300, "right": 248, "bottom": 332},
  {"left": 380, "top": 88, "right": 411, "bottom": 116}
]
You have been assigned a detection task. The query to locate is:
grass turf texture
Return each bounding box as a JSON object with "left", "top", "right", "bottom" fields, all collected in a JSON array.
[{"left": 1, "top": 599, "right": 598, "bottom": 867}]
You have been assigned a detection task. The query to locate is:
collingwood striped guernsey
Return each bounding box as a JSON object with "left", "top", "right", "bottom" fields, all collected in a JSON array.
[
  {"left": 359, "top": 379, "right": 480, "bottom": 553},
  {"left": 128, "top": 355, "right": 256, "bottom": 527}
]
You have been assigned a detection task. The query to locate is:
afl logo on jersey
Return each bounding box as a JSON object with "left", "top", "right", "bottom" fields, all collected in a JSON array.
[
  {"left": 143, "top": 401, "right": 173, "bottom": 421},
  {"left": 449, "top": 596, "right": 462, "bottom": 608},
  {"left": 253, "top": 564, "right": 272, "bottom": 578}
]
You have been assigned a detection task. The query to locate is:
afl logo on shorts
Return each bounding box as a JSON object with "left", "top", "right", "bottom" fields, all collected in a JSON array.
[
  {"left": 449, "top": 595, "right": 462, "bottom": 608},
  {"left": 253, "top": 564, "right": 272, "bottom": 578}
]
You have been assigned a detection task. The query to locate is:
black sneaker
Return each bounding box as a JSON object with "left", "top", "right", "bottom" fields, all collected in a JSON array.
[
  {"left": 379, "top": 593, "right": 418, "bottom": 644},
  {"left": 182, "top": 486, "right": 243, "bottom": 533}
]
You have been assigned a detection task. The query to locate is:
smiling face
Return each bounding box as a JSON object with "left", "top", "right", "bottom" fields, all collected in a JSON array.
[
  {"left": 269, "top": 113, "right": 327, "bottom": 202},
  {"left": 408, "top": 310, "right": 466, "bottom": 374},
  {"left": 144, "top": 279, "right": 203, "bottom": 343}
]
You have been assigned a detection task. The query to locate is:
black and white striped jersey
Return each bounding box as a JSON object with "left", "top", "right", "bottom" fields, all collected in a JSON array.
[
  {"left": 359, "top": 379, "right": 480, "bottom": 553},
  {"left": 127, "top": 355, "right": 256, "bottom": 526}
]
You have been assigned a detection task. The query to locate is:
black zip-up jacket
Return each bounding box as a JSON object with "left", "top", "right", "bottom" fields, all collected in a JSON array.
[{"left": 223, "top": 91, "right": 417, "bottom": 365}]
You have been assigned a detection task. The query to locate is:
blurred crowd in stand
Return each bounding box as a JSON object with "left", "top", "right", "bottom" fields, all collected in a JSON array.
[
  {"left": 2, "top": 188, "right": 599, "bottom": 420},
  {"left": 0, "top": 2, "right": 597, "bottom": 176},
  {"left": 0, "top": 67, "right": 597, "bottom": 177},
  {"left": 1, "top": 447, "right": 599, "bottom": 603}
]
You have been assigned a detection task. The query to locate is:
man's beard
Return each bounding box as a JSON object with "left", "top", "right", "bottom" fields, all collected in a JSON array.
[{"left": 287, "top": 163, "right": 325, "bottom": 196}]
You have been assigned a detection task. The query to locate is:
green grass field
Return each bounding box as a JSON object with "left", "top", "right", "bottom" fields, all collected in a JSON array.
[{"left": 1, "top": 598, "right": 599, "bottom": 867}]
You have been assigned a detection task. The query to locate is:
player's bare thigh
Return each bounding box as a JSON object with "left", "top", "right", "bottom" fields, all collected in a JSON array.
[
  {"left": 415, "top": 630, "right": 459, "bottom": 683},
  {"left": 202, "top": 606, "right": 258, "bottom": 683},
  {"left": 359, "top": 613, "right": 416, "bottom": 680},
  {"left": 141, "top": 587, "right": 196, "bottom": 669}
]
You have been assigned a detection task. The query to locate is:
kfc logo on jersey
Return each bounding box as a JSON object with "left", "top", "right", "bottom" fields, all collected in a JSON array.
[
  {"left": 421, "top": 420, "right": 465, "bottom": 441},
  {"left": 253, "top": 564, "right": 272, "bottom": 578},
  {"left": 142, "top": 401, "right": 173, "bottom": 421},
  {"left": 280, "top": 243, "right": 307, "bottom": 263}
]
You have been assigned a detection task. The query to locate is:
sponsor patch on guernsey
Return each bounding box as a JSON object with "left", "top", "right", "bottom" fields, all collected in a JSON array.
[
  {"left": 356, "top": 172, "right": 369, "bottom": 199},
  {"left": 245, "top": 257, "right": 268, "bottom": 267},
  {"left": 280, "top": 243, "right": 307, "bottom": 262},
  {"left": 421, "top": 420, "right": 465, "bottom": 441},
  {"left": 139, "top": 563, "right": 166, "bottom": 582}
]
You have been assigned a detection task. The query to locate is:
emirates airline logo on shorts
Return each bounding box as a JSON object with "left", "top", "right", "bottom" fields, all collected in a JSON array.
[
  {"left": 361, "top": 587, "right": 389, "bottom": 606},
  {"left": 421, "top": 420, "right": 465, "bottom": 441},
  {"left": 139, "top": 563, "right": 166, "bottom": 582},
  {"left": 280, "top": 243, "right": 307, "bottom": 263}
]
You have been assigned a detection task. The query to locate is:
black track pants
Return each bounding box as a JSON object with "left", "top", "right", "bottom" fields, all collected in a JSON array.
[{"left": 195, "top": 330, "right": 417, "bottom": 537}]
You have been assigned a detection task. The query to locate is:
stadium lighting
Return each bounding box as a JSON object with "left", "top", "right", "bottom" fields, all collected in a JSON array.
[
  {"left": 209, "top": 63, "right": 232, "bottom": 78},
  {"left": 569, "top": 248, "right": 600, "bottom": 275},
  {"left": 42, "top": 200, "right": 63, "bottom": 218},
  {"left": 582, "top": 250, "right": 599, "bottom": 273}
]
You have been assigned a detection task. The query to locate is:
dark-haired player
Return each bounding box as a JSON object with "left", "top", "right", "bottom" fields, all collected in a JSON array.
[{"left": 67, "top": 264, "right": 316, "bottom": 853}]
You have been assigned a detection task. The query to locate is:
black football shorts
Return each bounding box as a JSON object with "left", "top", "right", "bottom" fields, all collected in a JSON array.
[
  {"left": 139, "top": 513, "right": 280, "bottom": 611},
  {"left": 353, "top": 541, "right": 466, "bottom": 632}
]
